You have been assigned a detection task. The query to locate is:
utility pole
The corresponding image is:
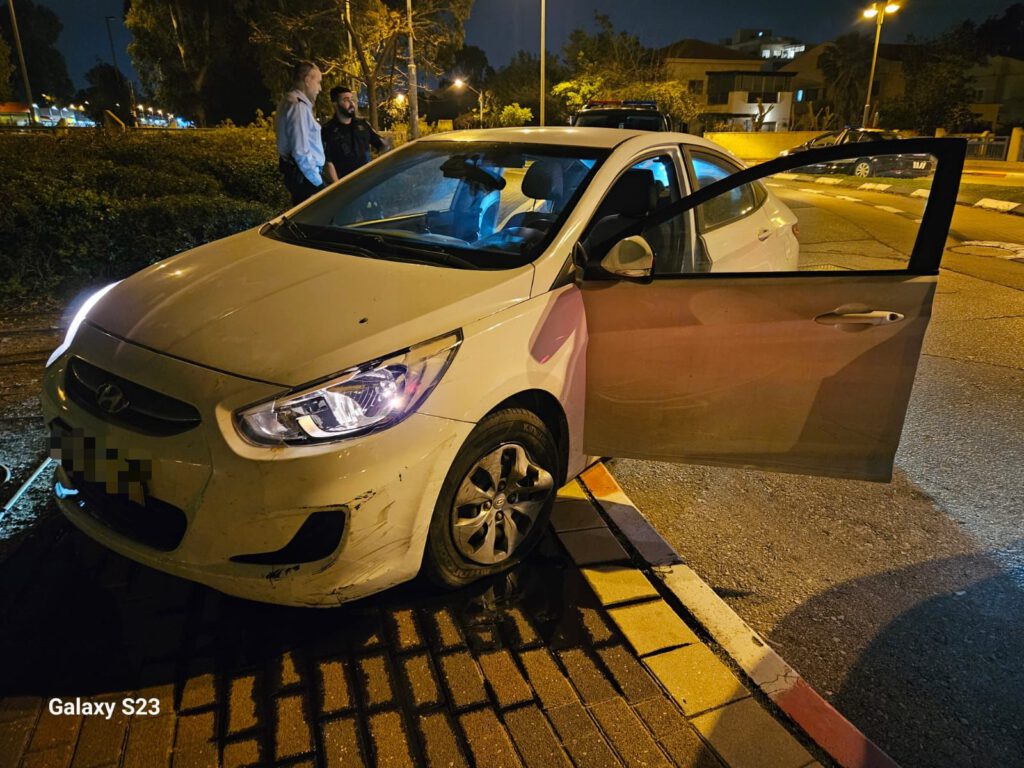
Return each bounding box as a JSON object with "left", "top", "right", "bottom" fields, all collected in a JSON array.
[
  {"left": 7, "top": 0, "right": 35, "bottom": 124},
  {"left": 539, "top": 0, "right": 545, "bottom": 126},
  {"left": 103, "top": 15, "right": 136, "bottom": 123},
  {"left": 861, "top": 3, "right": 900, "bottom": 129},
  {"left": 405, "top": 0, "right": 419, "bottom": 139}
]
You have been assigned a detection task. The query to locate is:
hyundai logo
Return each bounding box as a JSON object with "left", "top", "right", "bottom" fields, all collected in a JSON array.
[{"left": 95, "top": 382, "right": 130, "bottom": 414}]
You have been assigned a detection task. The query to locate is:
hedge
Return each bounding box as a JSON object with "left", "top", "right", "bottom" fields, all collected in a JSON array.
[{"left": 0, "top": 128, "right": 290, "bottom": 299}]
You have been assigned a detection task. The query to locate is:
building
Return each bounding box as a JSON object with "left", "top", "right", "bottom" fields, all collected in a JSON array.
[
  {"left": 722, "top": 29, "right": 807, "bottom": 62},
  {"left": 968, "top": 55, "right": 1024, "bottom": 128},
  {"left": 663, "top": 40, "right": 796, "bottom": 132}
]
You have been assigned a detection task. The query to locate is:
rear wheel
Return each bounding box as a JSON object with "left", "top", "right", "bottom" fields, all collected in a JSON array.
[
  {"left": 423, "top": 409, "right": 559, "bottom": 588},
  {"left": 853, "top": 159, "right": 873, "bottom": 177}
]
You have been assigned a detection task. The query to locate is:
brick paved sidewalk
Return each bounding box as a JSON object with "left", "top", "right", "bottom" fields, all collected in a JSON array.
[{"left": 0, "top": 478, "right": 826, "bottom": 768}]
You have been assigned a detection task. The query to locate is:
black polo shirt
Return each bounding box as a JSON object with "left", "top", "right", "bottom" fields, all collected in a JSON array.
[{"left": 322, "top": 116, "right": 384, "bottom": 179}]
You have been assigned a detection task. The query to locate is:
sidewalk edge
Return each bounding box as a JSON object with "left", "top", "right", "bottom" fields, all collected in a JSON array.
[{"left": 578, "top": 462, "right": 900, "bottom": 768}]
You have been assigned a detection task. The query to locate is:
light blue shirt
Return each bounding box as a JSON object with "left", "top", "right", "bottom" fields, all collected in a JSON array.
[{"left": 275, "top": 89, "right": 324, "bottom": 187}]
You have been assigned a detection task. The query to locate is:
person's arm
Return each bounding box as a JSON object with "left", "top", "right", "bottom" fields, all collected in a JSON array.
[
  {"left": 368, "top": 125, "right": 389, "bottom": 152},
  {"left": 324, "top": 162, "right": 339, "bottom": 183},
  {"left": 286, "top": 101, "right": 322, "bottom": 187}
]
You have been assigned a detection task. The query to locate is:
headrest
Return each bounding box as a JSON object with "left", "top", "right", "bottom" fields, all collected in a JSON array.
[
  {"left": 522, "top": 160, "right": 564, "bottom": 200},
  {"left": 597, "top": 169, "right": 658, "bottom": 218}
]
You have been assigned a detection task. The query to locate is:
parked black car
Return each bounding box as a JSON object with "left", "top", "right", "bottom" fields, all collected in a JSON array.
[
  {"left": 781, "top": 128, "right": 934, "bottom": 178},
  {"left": 570, "top": 100, "right": 673, "bottom": 132}
]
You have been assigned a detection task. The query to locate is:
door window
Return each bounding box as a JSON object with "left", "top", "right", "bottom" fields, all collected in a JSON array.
[{"left": 689, "top": 152, "right": 764, "bottom": 229}]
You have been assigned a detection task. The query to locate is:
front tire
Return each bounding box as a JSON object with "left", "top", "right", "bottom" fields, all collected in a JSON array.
[
  {"left": 853, "top": 159, "right": 873, "bottom": 177},
  {"left": 423, "top": 409, "right": 559, "bottom": 589}
]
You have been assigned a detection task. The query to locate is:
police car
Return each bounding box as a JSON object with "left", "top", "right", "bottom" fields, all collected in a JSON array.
[{"left": 570, "top": 100, "right": 672, "bottom": 131}]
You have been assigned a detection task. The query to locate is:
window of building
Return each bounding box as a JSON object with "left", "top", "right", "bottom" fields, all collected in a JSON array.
[{"left": 688, "top": 79, "right": 704, "bottom": 95}]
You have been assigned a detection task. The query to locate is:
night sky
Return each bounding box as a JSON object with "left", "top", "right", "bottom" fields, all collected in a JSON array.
[{"left": 43, "top": 0, "right": 1018, "bottom": 92}]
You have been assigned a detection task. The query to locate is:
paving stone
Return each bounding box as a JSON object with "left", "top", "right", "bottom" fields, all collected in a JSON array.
[
  {"left": 275, "top": 695, "right": 312, "bottom": 759},
  {"left": 172, "top": 712, "right": 217, "bottom": 767},
  {"left": 0, "top": 717, "right": 34, "bottom": 768},
  {"left": 547, "top": 703, "right": 622, "bottom": 768},
  {"left": 555, "top": 479, "right": 588, "bottom": 499},
  {"left": 504, "top": 607, "right": 541, "bottom": 649},
  {"left": 223, "top": 738, "right": 261, "bottom": 768},
  {"left": 557, "top": 648, "right": 617, "bottom": 704},
  {"left": 322, "top": 716, "right": 366, "bottom": 768},
  {"left": 439, "top": 652, "right": 488, "bottom": 709},
  {"left": 279, "top": 652, "right": 302, "bottom": 688},
  {"left": 122, "top": 715, "right": 174, "bottom": 768},
  {"left": 357, "top": 655, "right": 395, "bottom": 707},
  {"left": 387, "top": 609, "right": 425, "bottom": 652},
  {"left": 21, "top": 745, "right": 75, "bottom": 768},
  {"left": 0, "top": 696, "right": 40, "bottom": 724},
  {"left": 70, "top": 699, "right": 128, "bottom": 768},
  {"left": 558, "top": 528, "right": 630, "bottom": 565},
  {"left": 425, "top": 608, "right": 466, "bottom": 651},
  {"left": 400, "top": 653, "right": 442, "bottom": 709},
  {"left": 608, "top": 599, "right": 700, "bottom": 656},
  {"left": 504, "top": 705, "right": 573, "bottom": 768},
  {"left": 550, "top": 497, "right": 606, "bottom": 532},
  {"left": 369, "top": 711, "right": 414, "bottom": 768},
  {"left": 635, "top": 697, "right": 726, "bottom": 768},
  {"left": 596, "top": 645, "right": 662, "bottom": 703},
  {"left": 319, "top": 660, "right": 352, "bottom": 714},
  {"left": 580, "top": 565, "right": 660, "bottom": 606},
  {"left": 28, "top": 712, "right": 81, "bottom": 753},
  {"left": 179, "top": 669, "right": 216, "bottom": 711},
  {"left": 418, "top": 712, "right": 468, "bottom": 768},
  {"left": 691, "top": 697, "right": 815, "bottom": 768},
  {"left": 575, "top": 606, "right": 616, "bottom": 645},
  {"left": 458, "top": 709, "right": 522, "bottom": 768},
  {"left": 644, "top": 645, "right": 749, "bottom": 717},
  {"left": 478, "top": 650, "right": 533, "bottom": 709},
  {"left": 228, "top": 675, "right": 258, "bottom": 734},
  {"left": 590, "top": 697, "right": 671, "bottom": 768},
  {"left": 518, "top": 649, "right": 576, "bottom": 710}
]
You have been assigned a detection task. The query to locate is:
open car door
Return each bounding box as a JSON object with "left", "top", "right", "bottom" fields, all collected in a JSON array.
[{"left": 580, "top": 138, "right": 966, "bottom": 481}]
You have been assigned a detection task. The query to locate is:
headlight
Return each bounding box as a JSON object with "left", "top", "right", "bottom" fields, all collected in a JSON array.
[
  {"left": 46, "top": 282, "right": 121, "bottom": 368},
  {"left": 236, "top": 330, "right": 462, "bottom": 445}
]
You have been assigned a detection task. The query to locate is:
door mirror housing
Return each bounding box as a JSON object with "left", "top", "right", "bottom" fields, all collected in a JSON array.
[{"left": 601, "top": 236, "right": 654, "bottom": 280}]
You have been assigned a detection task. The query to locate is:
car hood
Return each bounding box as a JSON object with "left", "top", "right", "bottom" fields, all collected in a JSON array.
[{"left": 86, "top": 228, "right": 534, "bottom": 386}]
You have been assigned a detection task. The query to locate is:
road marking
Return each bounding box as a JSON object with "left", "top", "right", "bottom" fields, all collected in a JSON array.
[
  {"left": 775, "top": 173, "right": 799, "bottom": 180},
  {"left": 814, "top": 177, "right": 844, "bottom": 185},
  {"left": 875, "top": 205, "right": 905, "bottom": 214},
  {"left": 974, "top": 198, "right": 1021, "bottom": 212},
  {"left": 950, "top": 240, "right": 1024, "bottom": 260},
  {"left": 766, "top": 182, "right": 783, "bottom": 188},
  {"left": 859, "top": 182, "right": 892, "bottom": 191},
  {"left": 835, "top": 195, "right": 862, "bottom": 202},
  {"left": 798, "top": 188, "right": 825, "bottom": 195},
  {"left": 911, "top": 188, "right": 931, "bottom": 198},
  {"left": 913, "top": 218, "right": 922, "bottom": 223}
]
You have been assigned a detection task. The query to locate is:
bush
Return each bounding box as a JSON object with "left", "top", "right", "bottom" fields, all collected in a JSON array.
[{"left": 0, "top": 128, "right": 287, "bottom": 299}]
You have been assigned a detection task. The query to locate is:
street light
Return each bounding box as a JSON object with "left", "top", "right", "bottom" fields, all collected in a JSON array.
[
  {"left": 861, "top": 2, "right": 901, "bottom": 128},
  {"left": 539, "top": 0, "right": 546, "bottom": 126},
  {"left": 453, "top": 78, "right": 485, "bottom": 128}
]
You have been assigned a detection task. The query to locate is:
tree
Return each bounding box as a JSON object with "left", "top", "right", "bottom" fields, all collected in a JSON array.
[
  {"left": 126, "top": 1, "right": 271, "bottom": 126},
  {"left": 0, "top": 0, "right": 74, "bottom": 101},
  {"left": 0, "top": 35, "right": 13, "bottom": 102},
  {"left": 497, "top": 103, "right": 532, "bottom": 127},
  {"left": 489, "top": 50, "right": 566, "bottom": 125},
  {"left": 977, "top": 3, "right": 1024, "bottom": 59},
  {"left": 76, "top": 62, "right": 133, "bottom": 123},
  {"left": 751, "top": 98, "right": 773, "bottom": 132},
  {"left": 818, "top": 33, "right": 872, "bottom": 126}
]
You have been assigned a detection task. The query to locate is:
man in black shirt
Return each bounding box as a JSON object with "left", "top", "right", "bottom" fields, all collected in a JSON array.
[{"left": 322, "top": 86, "right": 388, "bottom": 183}]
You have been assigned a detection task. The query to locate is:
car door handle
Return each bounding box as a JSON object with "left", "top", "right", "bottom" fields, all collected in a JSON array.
[
  {"left": 814, "top": 310, "right": 905, "bottom": 326},
  {"left": 757, "top": 228, "right": 771, "bottom": 241}
]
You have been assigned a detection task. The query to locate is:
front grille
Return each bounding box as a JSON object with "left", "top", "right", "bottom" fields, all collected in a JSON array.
[
  {"left": 57, "top": 468, "right": 188, "bottom": 552},
  {"left": 65, "top": 357, "right": 201, "bottom": 436}
]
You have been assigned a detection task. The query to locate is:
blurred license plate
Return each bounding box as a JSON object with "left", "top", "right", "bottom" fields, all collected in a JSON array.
[
  {"left": 913, "top": 161, "right": 927, "bottom": 169},
  {"left": 49, "top": 423, "right": 150, "bottom": 504}
]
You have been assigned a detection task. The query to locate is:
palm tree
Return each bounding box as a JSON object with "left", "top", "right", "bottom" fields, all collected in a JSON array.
[{"left": 819, "top": 33, "right": 873, "bottom": 126}]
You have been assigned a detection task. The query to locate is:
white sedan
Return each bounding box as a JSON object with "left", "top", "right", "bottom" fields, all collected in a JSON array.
[{"left": 41, "top": 128, "right": 963, "bottom": 606}]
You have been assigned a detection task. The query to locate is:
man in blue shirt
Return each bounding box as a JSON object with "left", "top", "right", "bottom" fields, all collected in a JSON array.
[{"left": 275, "top": 61, "right": 325, "bottom": 205}]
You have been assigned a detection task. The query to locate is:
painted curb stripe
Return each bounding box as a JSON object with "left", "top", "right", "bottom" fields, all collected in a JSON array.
[{"left": 579, "top": 462, "right": 900, "bottom": 768}]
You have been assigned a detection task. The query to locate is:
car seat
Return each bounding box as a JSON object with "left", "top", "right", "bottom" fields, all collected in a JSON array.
[
  {"left": 503, "top": 159, "right": 565, "bottom": 231},
  {"left": 581, "top": 168, "right": 658, "bottom": 264}
]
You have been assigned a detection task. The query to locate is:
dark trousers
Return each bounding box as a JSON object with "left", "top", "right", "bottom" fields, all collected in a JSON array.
[{"left": 279, "top": 158, "right": 322, "bottom": 206}]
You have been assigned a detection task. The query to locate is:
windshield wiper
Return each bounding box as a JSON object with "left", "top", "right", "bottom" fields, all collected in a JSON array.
[{"left": 271, "top": 215, "right": 307, "bottom": 240}]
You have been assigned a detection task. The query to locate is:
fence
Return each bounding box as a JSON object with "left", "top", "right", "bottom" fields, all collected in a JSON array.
[{"left": 959, "top": 136, "right": 1009, "bottom": 161}]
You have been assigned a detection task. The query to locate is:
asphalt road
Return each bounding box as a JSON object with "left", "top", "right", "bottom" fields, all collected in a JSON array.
[{"left": 610, "top": 192, "right": 1024, "bottom": 767}]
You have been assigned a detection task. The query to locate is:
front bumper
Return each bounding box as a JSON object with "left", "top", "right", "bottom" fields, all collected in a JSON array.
[{"left": 42, "top": 323, "right": 473, "bottom": 606}]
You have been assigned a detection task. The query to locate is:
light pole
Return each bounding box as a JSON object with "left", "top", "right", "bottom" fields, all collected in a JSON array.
[
  {"left": 861, "top": 2, "right": 900, "bottom": 128},
  {"left": 539, "top": 0, "right": 546, "bottom": 126},
  {"left": 405, "top": 0, "right": 419, "bottom": 139},
  {"left": 453, "top": 78, "right": 485, "bottom": 128},
  {"left": 7, "top": 0, "right": 35, "bottom": 124}
]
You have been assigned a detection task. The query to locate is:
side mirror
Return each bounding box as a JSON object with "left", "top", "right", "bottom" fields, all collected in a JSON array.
[{"left": 600, "top": 236, "right": 654, "bottom": 280}]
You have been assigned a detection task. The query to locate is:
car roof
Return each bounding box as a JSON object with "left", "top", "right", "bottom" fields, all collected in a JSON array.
[{"left": 418, "top": 126, "right": 719, "bottom": 151}]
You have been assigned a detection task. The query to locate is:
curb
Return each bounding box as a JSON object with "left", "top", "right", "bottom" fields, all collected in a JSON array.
[{"left": 577, "top": 462, "right": 900, "bottom": 768}]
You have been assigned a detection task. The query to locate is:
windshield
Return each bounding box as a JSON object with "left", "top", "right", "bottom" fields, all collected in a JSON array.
[{"left": 276, "top": 141, "right": 608, "bottom": 270}]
